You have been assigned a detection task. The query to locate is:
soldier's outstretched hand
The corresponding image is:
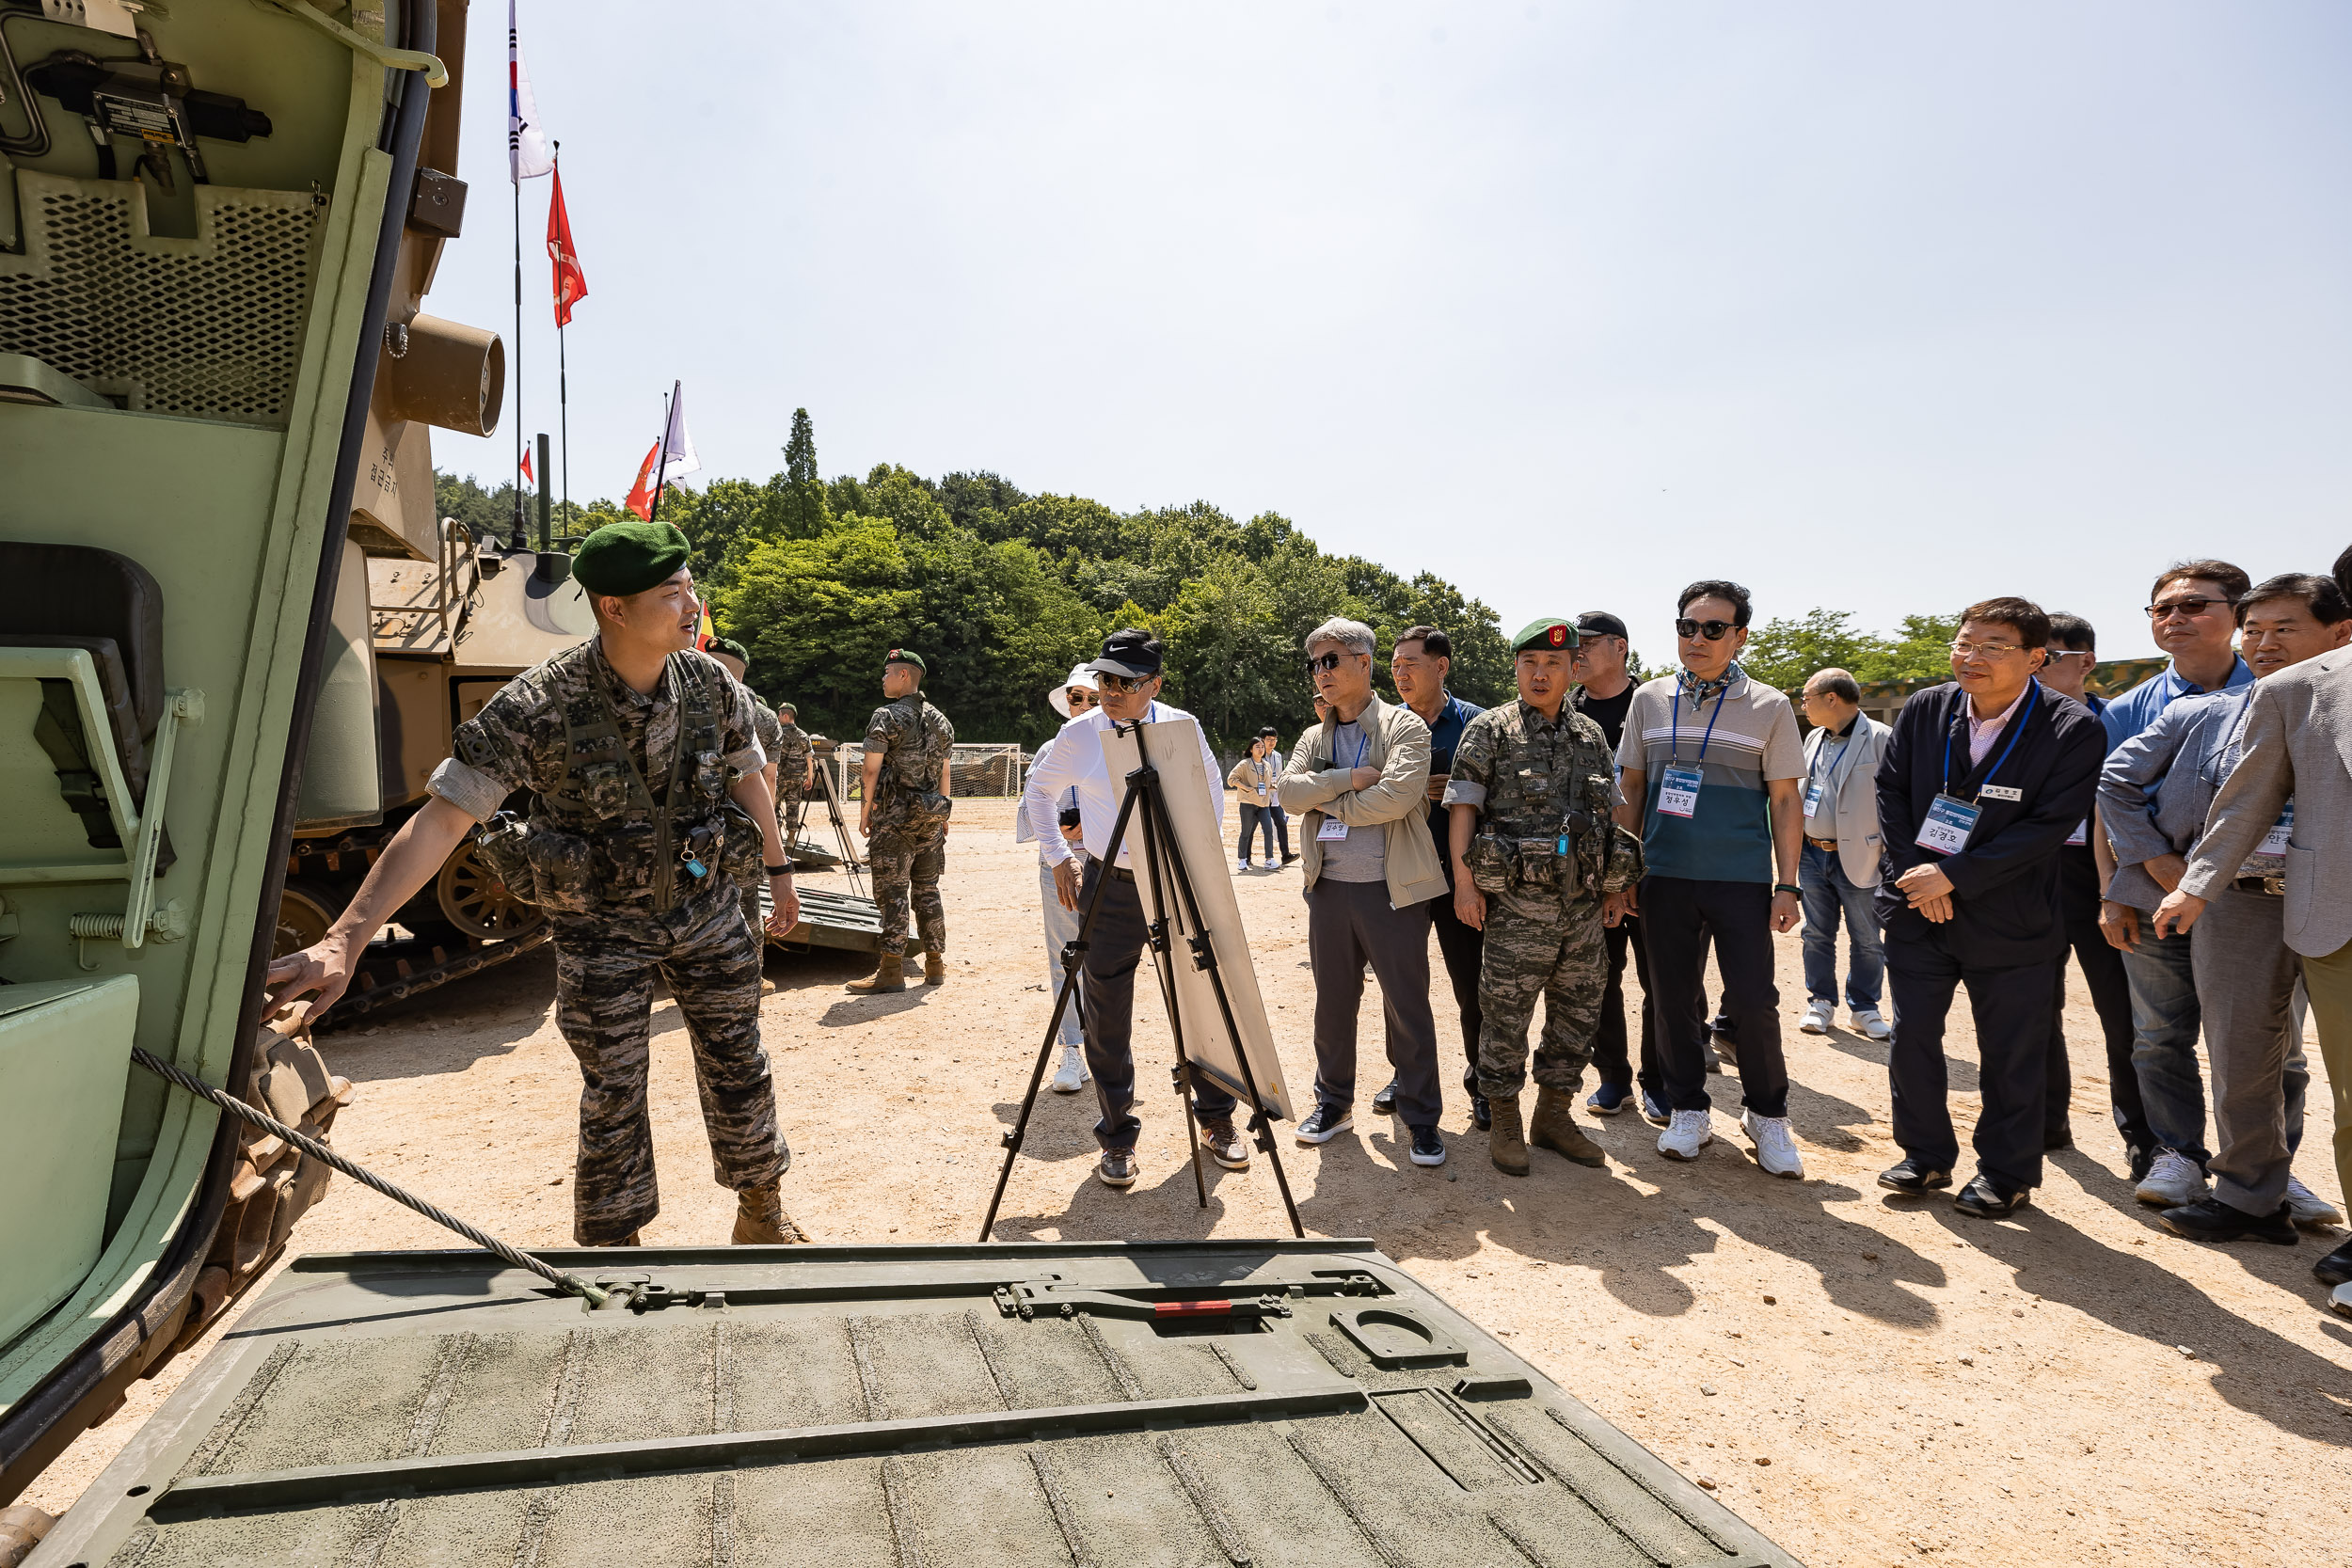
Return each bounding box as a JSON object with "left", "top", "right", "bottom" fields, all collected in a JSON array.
[{"left": 262, "top": 939, "right": 353, "bottom": 1034}]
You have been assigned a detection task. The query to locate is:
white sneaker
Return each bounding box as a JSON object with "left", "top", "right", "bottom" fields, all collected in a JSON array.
[
  {"left": 2135, "top": 1148, "right": 2208, "bottom": 1208},
  {"left": 1741, "top": 1110, "right": 1804, "bottom": 1180},
  {"left": 1658, "top": 1109, "right": 1713, "bottom": 1162},
  {"left": 2285, "top": 1174, "right": 2344, "bottom": 1228},
  {"left": 2333, "top": 1282, "right": 2352, "bottom": 1320},
  {"left": 1851, "top": 1007, "right": 1893, "bottom": 1042},
  {"left": 1051, "top": 1044, "right": 1088, "bottom": 1094},
  {"left": 1798, "top": 1000, "right": 1834, "bottom": 1036}
]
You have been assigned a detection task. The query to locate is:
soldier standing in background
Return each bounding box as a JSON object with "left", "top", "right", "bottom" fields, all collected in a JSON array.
[
  {"left": 772, "top": 702, "right": 816, "bottom": 851},
  {"left": 848, "top": 647, "right": 956, "bottom": 993},
  {"left": 707, "top": 638, "right": 785, "bottom": 940},
  {"left": 1445, "top": 618, "right": 1645, "bottom": 1177},
  {"left": 262, "top": 522, "right": 806, "bottom": 1245}
]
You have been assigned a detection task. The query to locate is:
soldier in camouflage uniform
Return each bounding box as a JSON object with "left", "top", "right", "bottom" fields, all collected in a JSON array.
[
  {"left": 262, "top": 523, "right": 808, "bottom": 1246},
  {"left": 1443, "top": 617, "right": 1645, "bottom": 1177},
  {"left": 847, "top": 646, "right": 955, "bottom": 993},
  {"left": 772, "top": 702, "right": 815, "bottom": 851},
  {"left": 707, "top": 639, "right": 787, "bottom": 940}
]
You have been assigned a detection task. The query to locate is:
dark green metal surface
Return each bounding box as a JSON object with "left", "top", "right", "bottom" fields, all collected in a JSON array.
[{"left": 30, "top": 1241, "right": 1802, "bottom": 1567}]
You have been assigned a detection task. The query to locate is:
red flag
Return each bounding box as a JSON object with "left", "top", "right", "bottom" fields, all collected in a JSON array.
[
  {"left": 623, "top": 440, "right": 660, "bottom": 519},
  {"left": 546, "top": 165, "right": 587, "bottom": 327},
  {"left": 519, "top": 447, "right": 534, "bottom": 485}
]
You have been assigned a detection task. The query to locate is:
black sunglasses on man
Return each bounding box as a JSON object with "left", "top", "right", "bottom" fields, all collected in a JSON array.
[{"left": 1675, "top": 617, "right": 1737, "bottom": 641}]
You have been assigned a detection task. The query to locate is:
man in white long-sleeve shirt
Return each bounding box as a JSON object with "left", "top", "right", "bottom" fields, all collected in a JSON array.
[{"left": 1022, "top": 628, "right": 1245, "bottom": 1189}]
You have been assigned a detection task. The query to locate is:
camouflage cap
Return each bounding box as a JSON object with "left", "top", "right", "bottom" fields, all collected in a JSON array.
[
  {"left": 1512, "top": 618, "right": 1581, "bottom": 653},
  {"left": 884, "top": 646, "right": 927, "bottom": 673},
  {"left": 573, "top": 521, "right": 691, "bottom": 596}
]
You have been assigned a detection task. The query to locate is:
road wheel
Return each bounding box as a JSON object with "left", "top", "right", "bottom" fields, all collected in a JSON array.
[
  {"left": 273, "top": 879, "right": 341, "bottom": 959},
  {"left": 434, "top": 840, "right": 546, "bottom": 942}
]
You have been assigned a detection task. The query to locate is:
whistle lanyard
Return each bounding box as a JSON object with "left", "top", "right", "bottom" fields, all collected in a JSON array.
[
  {"left": 1943, "top": 681, "right": 2037, "bottom": 800},
  {"left": 1670, "top": 682, "right": 1729, "bottom": 767}
]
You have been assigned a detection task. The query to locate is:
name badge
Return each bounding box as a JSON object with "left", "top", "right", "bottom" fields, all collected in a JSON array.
[
  {"left": 1317, "top": 816, "right": 1350, "bottom": 841},
  {"left": 1803, "top": 777, "right": 1826, "bottom": 816},
  {"left": 2065, "top": 817, "right": 2088, "bottom": 847},
  {"left": 1979, "top": 784, "right": 2023, "bottom": 802},
  {"left": 1657, "top": 763, "right": 1703, "bottom": 819},
  {"left": 1915, "top": 793, "right": 1980, "bottom": 856},
  {"left": 2260, "top": 800, "right": 2294, "bottom": 858}
]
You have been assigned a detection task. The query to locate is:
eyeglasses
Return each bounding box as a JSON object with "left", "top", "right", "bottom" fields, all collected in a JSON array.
[
  {"left": 1948, "top": 640, "right": 2023, "bottom": 659},
  {"left": 1674, "top": 618, "right": 1737, "bottom": 641},
  {"left": 2044, "top": 648, "right": 2094, "bottom": 662},
  {"left": 2148, "top": 596, "right": 2233, "bottom": 619},
  {"left": 1065, "top": 689, "right": 1097, "bottom": 707},
  {"left": 1304, "top": 651, "right": 1353, "bottom": 678},
  {"left": 1095, "top": 672, "right": 1152, "bottom": 693}
]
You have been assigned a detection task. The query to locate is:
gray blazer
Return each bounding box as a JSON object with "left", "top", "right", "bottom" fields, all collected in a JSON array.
[
  {"left": 2180, "top": 646, "right": 2352, "bottom": 958},
  {"left": 1801, "top": 716, "right": 1890, "bottom": 887}
]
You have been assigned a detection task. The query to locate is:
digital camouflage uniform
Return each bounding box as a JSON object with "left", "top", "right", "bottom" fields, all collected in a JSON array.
[
  {"left": 743, "top": 695, "right": 787, "bottom": 935},
  {"left": 864, "top": 692, "right": 955, "bottom": 958},
  {"left": 771, "top": 719, "right": 813, "bottom": 847},
  {"left": 1449, "top": 700, "right": 1645, "bottom": 1100},
  {"left": 435, "top": 641, "right": 787, "bottom": 1245}
]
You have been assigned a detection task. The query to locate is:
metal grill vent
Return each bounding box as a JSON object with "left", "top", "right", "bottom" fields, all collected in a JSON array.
[{"left": 0, "top": 170, "right": 319, "bottom": 427}]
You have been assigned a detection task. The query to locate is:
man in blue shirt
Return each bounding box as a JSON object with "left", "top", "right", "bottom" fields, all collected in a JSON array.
[
  {"left": 2092, "top": 561, "right": 2253, "bottom": 1211},
  {"left": 1379, "top": 626, "right": 1491, "bottom": 1126}
]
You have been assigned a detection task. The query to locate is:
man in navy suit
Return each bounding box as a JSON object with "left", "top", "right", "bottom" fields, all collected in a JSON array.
[{"left": 1873, "top": 597, "right": 2106, "bottom": 1216}]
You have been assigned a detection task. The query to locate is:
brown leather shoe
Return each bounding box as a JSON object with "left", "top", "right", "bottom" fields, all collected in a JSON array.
[
  {"left": 1488, "top": 1095, "right": 1530, "bottom": 1177},
  {"left": 846, "top": 955, "right": 905, "bottom": 993},
  {"left": 923, "top": 951, "right": 946, "bottom": 985},
  {"left": 1529, "top": 1086, "right": 1607, "bottom": 1168},
  {"left": 731, "top": 1184, "right": 810, "bottom": 1244}
]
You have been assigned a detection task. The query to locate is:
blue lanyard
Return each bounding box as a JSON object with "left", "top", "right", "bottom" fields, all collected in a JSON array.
[
  {"left": 1671, "top": 681, "right": 1728, "bottom": 767},
  {"left": 1944, "top": 681, "right": 2037, "bottom": 799}
]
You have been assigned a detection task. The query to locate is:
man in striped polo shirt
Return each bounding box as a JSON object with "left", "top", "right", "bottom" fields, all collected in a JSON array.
[{"left": 1615, "top": 580, "right": 1809, "bottom": 1179}]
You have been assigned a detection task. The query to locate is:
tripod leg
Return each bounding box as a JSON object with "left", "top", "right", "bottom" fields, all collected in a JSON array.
[
  {"left": 1174, "top": 1063, "right": 1208, "bottom": 1209},
  {"left": 1133, "top": 778, "right": 1209, "bottom": 1211}
]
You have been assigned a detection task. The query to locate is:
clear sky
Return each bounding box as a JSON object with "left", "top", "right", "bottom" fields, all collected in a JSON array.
[{"left": 427, "top": 2, "right": 2350, "bottom": 665}]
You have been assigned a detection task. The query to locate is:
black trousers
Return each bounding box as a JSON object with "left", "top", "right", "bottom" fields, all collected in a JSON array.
[
  {"left": 1308, "top": 879, "right": 1443, "bottom": 1125},
  {"left": 1429, "top": 867, "right": 1486, "bottom": 1092},
  {"left": 1076, "top": 860, "right": 1238, "bottom": 1149},
  {"left": 1887, "top": 927, "right": 2055, "bottom": 1193},
  {"left": 2050, "top": 914, "right": 2151, "bottom": 1155},
  {"left": 1588, "top": 912, "right": 1661, "bottom": 1097},
  {"left": 1641, "top": 878, "right": 1788, "bottom": 1118}
]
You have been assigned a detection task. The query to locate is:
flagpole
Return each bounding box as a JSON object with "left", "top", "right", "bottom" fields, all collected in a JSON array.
[
  {"left": 512, "top": 159, "right": 525, "bottom": 547},
  {"left": 555, "top": 140, "right": 569, "bottom": 545},
  {"left": 646, "top": 389, "right": 674, "bottom": 525}
]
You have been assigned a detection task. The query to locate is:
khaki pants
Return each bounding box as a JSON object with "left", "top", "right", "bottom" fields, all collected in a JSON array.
[{"left": 2301, "top": 936, "right": 2352, "bottom": 1214}]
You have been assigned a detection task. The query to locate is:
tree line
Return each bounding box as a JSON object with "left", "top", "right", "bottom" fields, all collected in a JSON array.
[{"left": 434, "top": 409, "right": 1959, "bottom": 752}]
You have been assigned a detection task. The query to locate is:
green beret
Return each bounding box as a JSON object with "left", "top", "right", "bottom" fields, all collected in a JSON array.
[
  {"left": 777, "top": 702, "right": 799, "bottom": 717},
  {"left": 573, "top": 521, "right": 691, "bottom": 597},
  {"left": 706, "top": 636, "right": 750, "bottom": 665},
  {"left": 883, "top": 646, "right": 927, "bottom": 673},
  {"left": 1512, "top": 618, "right": 1581, "bottom": 653}
]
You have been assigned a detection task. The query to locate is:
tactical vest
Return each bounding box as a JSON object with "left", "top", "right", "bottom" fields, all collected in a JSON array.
[
  {"left": 869, "top": 697, "right": 955, "bottom": 836},
  {"left": 478, "top": 644, "right": 758, "bottom": 917},
  {"left": 1462, "top": 702, "right": 1635, "bottom": 901}
]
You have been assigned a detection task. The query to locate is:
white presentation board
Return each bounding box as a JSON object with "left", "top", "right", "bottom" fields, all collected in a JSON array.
[{"left": 1097, "top": 717, "right": 1296, "bottom": 1123}]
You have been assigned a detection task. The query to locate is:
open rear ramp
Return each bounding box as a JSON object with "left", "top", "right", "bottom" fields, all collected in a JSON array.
[{"left": 29, "top": 1240, "right": 1799, "bottom": 1567}]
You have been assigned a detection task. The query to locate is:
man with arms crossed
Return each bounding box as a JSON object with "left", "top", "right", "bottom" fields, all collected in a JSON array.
[
  {"left": 1022, "top": 629, "right": 1242, "bottom": 1189},
  {"left": 1875, "top": 598, "right": 2103, "bottom": 1217},
  {"left": 264, "top": 522, "right": 804, "bottom": 1245},
  {"left": 1616, "top": 581, "right": 1808, "bottom": 1178}
]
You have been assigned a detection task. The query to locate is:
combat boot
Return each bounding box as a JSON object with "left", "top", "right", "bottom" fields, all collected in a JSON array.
[
  {"left": 1529, "top": 1086, "right": 1607, "bottom": 1168},
  {"left": 846, "top": 955, "right": 905, "bottom": 993},
  {"left": 1488, "top": 1095, "right": 1530, "bottom": 1177},
  {"left": 732, "top": 1183, "right": 810, "bottom": 1244},
  {"left": 923, "top": 951, "right": 946, "bottom": 986}
]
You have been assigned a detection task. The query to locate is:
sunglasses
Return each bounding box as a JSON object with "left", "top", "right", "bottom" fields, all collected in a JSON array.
[
  {"left": 1095, "top": 672, "right": 1152, "bottom": 693},
  {"left": 2148, "top": 596, "right": 2233, "bottom": 619},
  {"left": 1304, "top": 650, "right": 1355, "bottom": 678},
  {"left": 1675, "top": 618, "right": 1738, "bottom": 641},
  {"left": 1066, "top": 689, "right": 1097, "bottom": 706}
]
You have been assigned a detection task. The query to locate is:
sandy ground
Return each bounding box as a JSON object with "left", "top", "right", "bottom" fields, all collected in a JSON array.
[{"left": 28, "top": 798, "right": 2352, "bottom": 1566}]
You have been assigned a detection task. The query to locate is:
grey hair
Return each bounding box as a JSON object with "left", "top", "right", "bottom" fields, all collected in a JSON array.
[{"left": 1304, "top": 617, "right": 1375, "bottom": 657}]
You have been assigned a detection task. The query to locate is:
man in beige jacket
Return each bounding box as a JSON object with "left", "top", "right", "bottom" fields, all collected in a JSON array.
[{"left": 1279, "top": 618, "right": 1451, "bottom": 1166}]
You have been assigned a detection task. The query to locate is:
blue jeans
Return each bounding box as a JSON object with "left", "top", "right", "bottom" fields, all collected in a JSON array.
[
  {"left": 1799, "top": 843, "right": 1883, "bottom": 1010},
  {"left": 2122, "top": 923, "right": 2306, "bottom": 1170}
]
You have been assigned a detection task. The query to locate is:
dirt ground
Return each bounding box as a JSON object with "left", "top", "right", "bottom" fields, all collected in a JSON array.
[{"left": 29, "top": 798, "right": 2352, "bottom": 1565}]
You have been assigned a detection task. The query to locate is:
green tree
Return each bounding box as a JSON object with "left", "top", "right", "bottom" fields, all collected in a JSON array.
[
  {"left": 1740, "top": 609, "right": 1883, "bottom": 691},
  {"left": 776, "top": 408, "right": 831, "bottom": 539},
  {"left": 712, "top": 520, "right": 917, "bottom": 738}
]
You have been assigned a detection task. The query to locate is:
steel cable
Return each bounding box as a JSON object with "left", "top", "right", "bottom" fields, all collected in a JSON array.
[{"left": 132, "top": 1047, "right": 611, "bottom": 1307}]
